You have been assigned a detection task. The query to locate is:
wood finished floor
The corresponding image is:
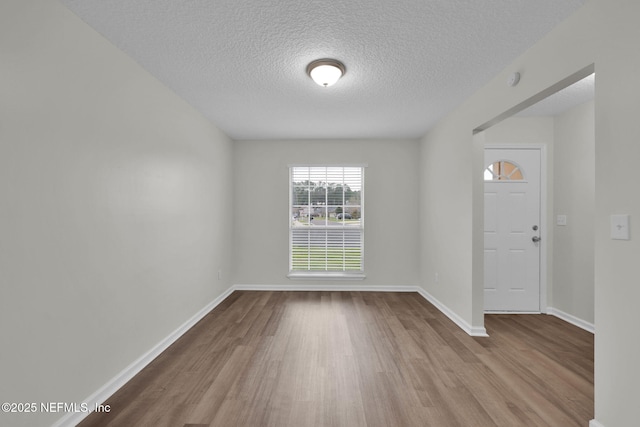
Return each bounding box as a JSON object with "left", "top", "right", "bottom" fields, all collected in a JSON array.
[{"left": 78, "top": 291, "right": 594, "bottom": 427}]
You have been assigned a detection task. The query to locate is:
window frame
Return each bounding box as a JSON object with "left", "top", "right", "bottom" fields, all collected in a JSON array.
[{"left": 287, "top": 164, "right": 366, "bottom": 280}]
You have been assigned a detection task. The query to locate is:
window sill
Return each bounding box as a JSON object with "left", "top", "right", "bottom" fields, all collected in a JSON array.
[{"left": 287, "top": 271, "right": 366, "bottom": 281}]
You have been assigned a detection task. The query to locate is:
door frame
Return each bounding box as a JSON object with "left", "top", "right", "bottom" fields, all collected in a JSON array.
[{"left": 484, "top": 144, "right": 548, "bottom": 313}]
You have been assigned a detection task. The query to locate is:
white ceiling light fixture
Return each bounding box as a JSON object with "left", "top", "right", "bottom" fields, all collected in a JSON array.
[{"left": 306, "top": 59, "right": 346, "bottom": 87}]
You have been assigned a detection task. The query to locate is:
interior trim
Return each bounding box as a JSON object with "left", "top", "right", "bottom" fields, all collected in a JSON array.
[
  {"left": 547, "top": 306, "right": 595, "bottom": 334},
  {"left": 234, "top": 283, "right": 413, "bottom": 292},
  {"left": 286, "top": 272, "right": 366, "bottom": 281},
  {"left": 416, "top": 287, "right": 489, "bottom": 337}
]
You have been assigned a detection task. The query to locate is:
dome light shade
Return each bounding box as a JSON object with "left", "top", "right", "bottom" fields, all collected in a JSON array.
[{"left": 306, "top": 59, "right": 346, "bottom": 87}]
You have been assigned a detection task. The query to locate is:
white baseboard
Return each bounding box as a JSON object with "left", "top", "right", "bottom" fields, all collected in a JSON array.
[
  {"left": 415, "top": 288, "right": 488, "bottom": 337},
  {"left": 547, "top": 306, "right": 595, "bottom": 334},
  {"left": 590, "top": 419, "right": 605, "bottom": 427},
  {"left": 485, "top": 311, "right": 541, "bottom": 315},
  {"left": 52, "top": 286, "right": 236, "bottom": 427}
]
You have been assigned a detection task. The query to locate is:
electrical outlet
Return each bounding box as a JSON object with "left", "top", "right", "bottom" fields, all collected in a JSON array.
[{"left": 218, "top": 270, "right": 222, "bottom": 280}]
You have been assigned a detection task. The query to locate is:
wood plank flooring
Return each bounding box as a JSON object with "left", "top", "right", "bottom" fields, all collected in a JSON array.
[{"left": 78, "top": 291, "right": 593, "bottom": 427}]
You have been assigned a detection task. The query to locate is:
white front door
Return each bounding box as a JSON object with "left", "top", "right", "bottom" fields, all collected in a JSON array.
[{"left": 484, "top": 148, "right": 541, "bottom": 312}]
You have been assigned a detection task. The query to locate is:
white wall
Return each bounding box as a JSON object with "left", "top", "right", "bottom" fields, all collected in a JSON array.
[
  {"left": 420, "top": 0, "right": 640, "bottom": 425},
  {"left": 0, "top": 1, "right": 234, "bottom": 426},
  {"left": 553, "top": 100, "right": 595, "bottom": 324},
  {"left": 233, "top": 139, "right": 420, "bottom": 288}
]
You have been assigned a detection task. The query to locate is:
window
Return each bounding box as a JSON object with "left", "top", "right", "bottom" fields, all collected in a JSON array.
[
  {"left": 484, "top": 160, "right": 524, "bottom": 181},
  {"left": 289, "top": 166, "right": 364, "bottom": 278}
]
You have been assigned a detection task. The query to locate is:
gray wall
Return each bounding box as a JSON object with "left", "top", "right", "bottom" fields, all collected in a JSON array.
[
  {"left": 233, "top": 139, "right": 420, "bottom": 288},
  {"left": 0, "top": 1, "right": 234, "bottom": 426}
]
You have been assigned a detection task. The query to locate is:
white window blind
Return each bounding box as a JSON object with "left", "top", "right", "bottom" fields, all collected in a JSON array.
[{"left": 289, "top": 166, "right": 364, "bottom": 275}]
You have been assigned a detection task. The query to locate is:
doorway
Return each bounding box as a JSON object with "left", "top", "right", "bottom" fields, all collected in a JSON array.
[
  {"left": 473, "top": 65, "right": 595, "bottom": 327},
  {"left": 484, "top": 147, "right": 542, "bottom": 312}
]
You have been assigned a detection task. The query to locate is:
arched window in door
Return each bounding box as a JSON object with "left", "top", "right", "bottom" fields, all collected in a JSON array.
[{"left": 484, "top": 160, "right": 524, "bottom": 181}]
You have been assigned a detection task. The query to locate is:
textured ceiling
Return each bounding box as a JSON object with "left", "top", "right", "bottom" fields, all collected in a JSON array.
[{"left": 59, "top": 0, "right": 587, "bottom": 140}]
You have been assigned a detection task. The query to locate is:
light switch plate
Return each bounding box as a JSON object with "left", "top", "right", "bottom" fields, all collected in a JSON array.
[
  {"left": 557, "top": 215, "right": 567, "bottom": 226},
  {"left": 611, "top": 214, "right": 630, "bottom": 240}
]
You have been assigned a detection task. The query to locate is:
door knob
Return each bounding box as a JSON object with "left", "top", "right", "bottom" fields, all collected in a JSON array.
[{"left": 532, "top": 236, "right": 541, "bottom": 243}]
